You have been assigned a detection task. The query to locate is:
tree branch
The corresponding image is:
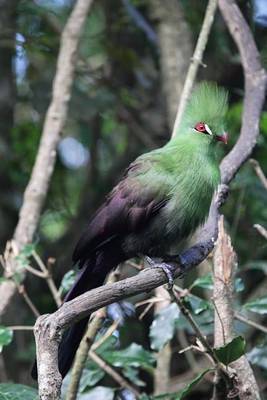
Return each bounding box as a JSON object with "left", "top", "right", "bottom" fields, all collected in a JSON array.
[
  {"left": 33, "top": 0, "right": 267, "bottom": 398},
  {"left": 0, "top": 0, "right": 94, "bottom": 319},
  {"left": 213, "top": 217, "right": 260, "bottom": 400},
  {"left": 250, "top": 159, "right": 267, "bottom": 191},
  {"left": 218, "top": 0, "right": 267, "bottom": 184}
]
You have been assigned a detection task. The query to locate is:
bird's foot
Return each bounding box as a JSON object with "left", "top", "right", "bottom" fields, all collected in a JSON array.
[{"left": 145, "top": 256, "right": 177, "bottom": 289}]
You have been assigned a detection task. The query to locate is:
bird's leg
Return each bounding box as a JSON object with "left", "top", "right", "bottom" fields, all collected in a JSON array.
[{"left": 145, "top": 256, "right": 179, "bottom": 289}]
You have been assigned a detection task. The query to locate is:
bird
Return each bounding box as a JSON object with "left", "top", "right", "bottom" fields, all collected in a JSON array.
[{"left": 32, "top": 82, "right": 228, "bottom": 380}]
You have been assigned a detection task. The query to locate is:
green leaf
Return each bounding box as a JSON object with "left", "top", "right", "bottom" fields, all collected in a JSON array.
[
  {"left": 96, "top": 333, "right": 118, "bottom": 354},
  {"left": 243, "top": 297, "right": 267, "bottom": 314},
  {"left": 0, "top": 326, "right": 13, "bottom": 352},
  {"left": 214, "top": 336, "right": 246, "bottom": 365},
  {"left": 15, "top": 244, "right": 36, "bottom": 269},
  {"left": 122, "top": 366, "right": 146, "bottom": 387},
  {"left": 79, "top": 365, "right": 105, "bottom": 392},
  {"left": 247, "top": 346, "right": 267, "bottom": 369},
  {"left": 102, "top": 343, "right": 155, "bottom": 371},
  {"left": 235, "top": 277, "right": 245, "bottom": 293},
  {"left": 186, "top": 295, "right": 211, "bottom": 315},
  {"left": 149, "top": 303, "right": 180, "bottom": 350},
  {"left": 0, "top": 384, "right": 38, "bottom": 400},
  {"left": 174, "top": 368, "right": 213, "bottom": 400},
  {"left": 59, "top": 270, "right": 77, "bottom": 295},
  {"left": 190, "top": 274, "right": 213, "bottom": 290},
  {"left": 20, "top": 244, "right": 35, "bottom": 258},
  {"left": 153, "top": 369, "right": 213, "bottom": 399},
  {"left": 78, "top": 386, "right": 114, "bottom": 400}
]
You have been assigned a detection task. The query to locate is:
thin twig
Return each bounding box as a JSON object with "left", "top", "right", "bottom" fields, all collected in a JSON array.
[
  {"left": 91, "top": 319, "right": 121, "bottom": 352},
  {"left": 126, "top": 260, "right": 143, "bottom": 271},
  {"left": 169, "top": 288, "right": 220, "bottom": 367},
  {"left": 253, "top": 224, "right": 267, "bottom": 241},
  {"left": 168, "top": 287, "right": 235, "bottom": 393},
  {"left": 23, "top": 264, "right": 47, "bottom": 278},
  {"left": 135, "top": 296, "right": 166, "bottom": 307},
  {"left": 17, "top": 284, "right": 40, "bottom": 318},
  {"left": 139, "top": 302, "right": 155, "bottom": 320},
  {"left": 235, "top": 312, "right": 267, "bottom": 334},
  {"left": 33, "top": 251, "right": 61, "bottom": 307},
  {"left": 250, "top": 159, "right": 267, "bottom": 190},
  {"left": 177, "top": 330, "right": 199, "bottom": 373},
  {"left": 89, "top": 349, "right": 140, "bottom": 397},
  {"left": 7, "top": 325, "right": 34, "bottom": 331},
  {"left": 172, "top": 0, "right": 218, "bottom": 137}
]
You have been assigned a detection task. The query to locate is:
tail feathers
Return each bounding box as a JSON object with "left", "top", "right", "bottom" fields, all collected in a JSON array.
[
  {"left": 57, "top": 317, "right": 90, "bottom": 378},
  {"left": 31, "top": 255, "right": 112, "bottom": 380},
  {"left": 57, "top": 262, "right": 108, "bottom": 378}
]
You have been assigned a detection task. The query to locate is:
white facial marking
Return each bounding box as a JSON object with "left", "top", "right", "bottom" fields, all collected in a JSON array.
[
  {"left": 204, "top": 124, "right": 213, "bottom": 135},
  {"left": 205, "top": 124, "right": 212, "bottom": 135}
]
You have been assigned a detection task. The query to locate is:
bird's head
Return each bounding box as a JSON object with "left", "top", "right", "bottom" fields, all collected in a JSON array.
[{"left": 182, "top": 82, "right": 228, "bottom": 144}]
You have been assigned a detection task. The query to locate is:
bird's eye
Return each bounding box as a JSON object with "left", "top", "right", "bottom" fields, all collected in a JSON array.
[
  {"left": 194, "top": 122, "right": 206, "bottom": 132},
  {"left": 194, "top": 122, "right": 213, "bottom": 135}
]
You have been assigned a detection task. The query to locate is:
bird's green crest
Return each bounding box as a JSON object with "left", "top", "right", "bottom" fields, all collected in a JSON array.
[{"left": 181, "top": 82, "right": 228, "bottom": 128}]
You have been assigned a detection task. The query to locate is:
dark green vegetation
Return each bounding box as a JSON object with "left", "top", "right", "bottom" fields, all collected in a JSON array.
[{"left": 0, "top": 1, "right": 267, "bottom": 399}]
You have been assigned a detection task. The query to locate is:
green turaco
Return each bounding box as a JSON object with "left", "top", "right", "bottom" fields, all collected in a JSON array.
[{"left": 32, "top": 82, "right": 228, "bottom": 380}]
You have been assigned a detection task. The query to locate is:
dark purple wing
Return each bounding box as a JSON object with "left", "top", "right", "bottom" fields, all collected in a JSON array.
[{"left": 72, "top": 157, "right": 169, "bottom": 263}]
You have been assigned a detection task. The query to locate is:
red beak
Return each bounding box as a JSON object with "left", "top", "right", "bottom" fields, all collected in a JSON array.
[{"left": 216, "top": 132, "right": 228, "bottom": 144}]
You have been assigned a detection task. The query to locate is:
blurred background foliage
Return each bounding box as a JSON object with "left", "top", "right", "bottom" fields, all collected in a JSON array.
[{"left": 0, "top": 0, "right": 267, "bottom": 399}]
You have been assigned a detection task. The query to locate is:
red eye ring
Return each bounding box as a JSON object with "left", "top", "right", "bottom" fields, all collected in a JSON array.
[{"left": 195, "top": 122, "right": 206, "bottom": 132}]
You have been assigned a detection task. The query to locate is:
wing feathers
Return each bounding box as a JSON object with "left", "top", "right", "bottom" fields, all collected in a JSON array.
[{"left": 73, "top": 157, "right": 169, "bottom": 263}]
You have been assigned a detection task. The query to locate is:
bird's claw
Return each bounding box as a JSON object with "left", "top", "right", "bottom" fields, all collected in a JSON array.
[
  {"left": 160, "top": 263, "right": 175, "bottom": 290},
  {"left": 144, "top": 256, "right": 155, "bottom": 267},
  {"left": 145, "top": 257, "right": 176, "bottom": 289}
]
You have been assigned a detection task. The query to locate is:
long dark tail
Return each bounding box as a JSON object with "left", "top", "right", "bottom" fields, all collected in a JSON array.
[{"left": 31, "top": 249, "right": 121, "bottom": 380}]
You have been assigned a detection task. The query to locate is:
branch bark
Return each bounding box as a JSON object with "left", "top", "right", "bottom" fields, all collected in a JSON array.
[
  {"left": 213, "top": 217, "right": 260, "bottom": 400},
  {"left": 153, "top": 286, "right": 172, "bottom": 395},
  {"left": 0, "top": 0, "right": 94, "bottom": 318},
  {"left": 218, "top": 0, "right": 266, "bottom": 184},
  {"left": 33, "top": 0, "right": 267, "bottom": 398}
]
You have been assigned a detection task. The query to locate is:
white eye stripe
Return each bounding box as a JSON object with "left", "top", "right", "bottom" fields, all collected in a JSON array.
[{"left": 204, "top": 124, "right": 213, "bottom": 135}]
